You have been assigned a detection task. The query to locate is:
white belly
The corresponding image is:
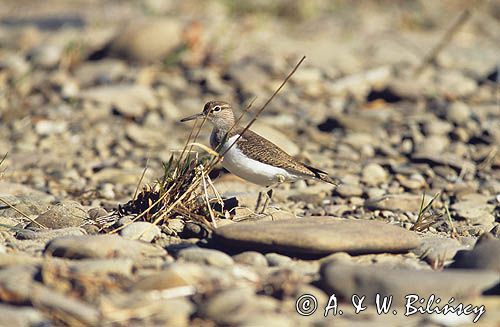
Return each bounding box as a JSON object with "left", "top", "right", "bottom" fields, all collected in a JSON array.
[{"left": 220, "top": 135, "right": 300, "bottom": 187}]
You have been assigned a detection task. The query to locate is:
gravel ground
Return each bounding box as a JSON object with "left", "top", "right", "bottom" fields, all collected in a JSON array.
[{"left": 0, "top": 1, "right": 499, "bottom": 326}]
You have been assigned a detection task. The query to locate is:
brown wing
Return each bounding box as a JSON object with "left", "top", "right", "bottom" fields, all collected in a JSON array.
[{"left": 234, "top": 129, "right": 317, "bottom": 178}]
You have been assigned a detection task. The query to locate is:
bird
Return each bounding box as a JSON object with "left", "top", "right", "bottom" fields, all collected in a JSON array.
[{"left": 180, "top": 100, "right": 338, "bottom": 213}]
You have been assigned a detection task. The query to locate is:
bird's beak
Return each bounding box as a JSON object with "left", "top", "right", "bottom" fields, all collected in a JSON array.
[{"left": 180, "top": 112, "right": 204, "bottom": 122}]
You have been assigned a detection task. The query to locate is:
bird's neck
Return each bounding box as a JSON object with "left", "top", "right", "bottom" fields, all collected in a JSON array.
[{"left": 210, "top": 124, "right": 239, "bottom": 151}]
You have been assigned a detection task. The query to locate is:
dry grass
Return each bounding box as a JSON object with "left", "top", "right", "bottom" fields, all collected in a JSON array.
[
  {"left": 410, "top": 192, "right": 441, "bottom": 232},
  {"left": 97, "top": 57, "right": 306, "bottom": 234},
  {"left": 0, "top": 152, "right": 6, "bottom": 178},
  {"left": 444, "top": 203, "right": 459, "bottom": 239}
]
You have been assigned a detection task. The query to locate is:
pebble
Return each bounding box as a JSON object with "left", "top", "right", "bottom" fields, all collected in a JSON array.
[
  {"left": 28, "top": 44, "right": 62, "bottom": 68},
  {"left": 233, "top": 251, "right": 268, "bottom": 267},
  {"left": 102, "top": 292, "right": 194, "bottom": 326},
  {"left": 199, "top": 289, "right": 280, "bottom": 325},
  {"left": 0, "top": 54, "right": 30, "bottom": 76},
  {"left": 29, "top": 200, "right": 87, "bottom": 229},
  {"left": 335, "top": 184, "right": 363, "bottom": 197},
  {"left": 44, "top": 235, "right": 166, "bottom": 259},
  {"left": 104, "top": 18, "right": 182, "bottom": 62},
  {"left": 0, "top": 182, "right": 54, "bottom": 206},
  {"left": 435, "top": 70, "right": 478, "bottom": 98},
  {"left": 422, "top": 119, "right": 454, "bottom": 136},
  {"left": 134, "top": 262, "right": 233, "bottom": 291},
  {"left": 446, "top": 101, "right": 471, "bottom": 125},
  {"left": 74, "top": 59, "right": 127, "bottom": 86},
  {"left": 120, "top": 221, "right": 161, "bottom": 242},
  {"left": 0, "top": 304, "right": 46, "bottom": 327},
  {"left": 451, "top": 194, "right": 495, "bottom": 226},
  {"left": 361, "top": 163, "right": 388, "bottom": 186},
  {"left": 164, "top": 218, "right": 185, "bottom": 235},
  {"left": 365, "top": 187, "right": 386, "bottom": 199},
  {"left": 131, "top": 268, "right": 191, "bottom": 291},
  {"left": 97, "top": 183, "right": 115, "bottom": 199},
  {"left": 415, "top": 135, "right": 450, "bottom": 154},
  {"left": 198, "top": 287, "right": 255, "bottom": 322},
  {"left": 214, "top": 217, "right": 420, "bottom": 255},
  {"left": 35, "top": 120, "right": 68, "bottom": 135},
  {"left": 412, "top": 153, "right": 476, "bottom": 174},
  {"left": 238, "top": 314, "right": 294, "bottom": 327},
  {"left": 78, "top": 84, "right": 157, "bottom": 118},
  {"left": 125, "top": 123, "right": 166, "bottom": 147},
  {"left": 412, "top": 235, "right": 468, "bottom": 267},
  {"left": 0, "top": 253, "right": 43, "bottom": 268},
  {"left": 58, "top": 258, "right": 134, "bottom": 276},
  {"left": 265, "top": 253, "right": 293, "bottom": 267},
  {"left": 449, "top": 234, "right": 500, "bottom": 271},
  {"left": 16, "top": 227, "right": 86, "bottom": 241},
  {"left": 92, "top": 167, "right": 152, "bottom": 185},
  {"left": 0, "top": 266, "right": 100, "bottom": 325},
  {"left": 364, "top": 193, "right": 425, "bottom": 212},
  {"left": 327, "top": 66, "right": 392, "bottom": 98},
  {"left": 87, "top": 207, "right": 109, "bottom": 220},
  {"left": 176, "top": 247, "right": 234, "bottom": 267}
]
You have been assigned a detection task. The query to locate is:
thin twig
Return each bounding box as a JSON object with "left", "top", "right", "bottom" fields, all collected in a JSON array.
[
  {"left": 0, "top": 152, "right": 7, "bottom": 166},
  {"left": 477, "top": 146, "right": 498, "bottom": 171},
  {"left": 133, "top": 158, "right": 149, "bottom": 201},
  {"left": 414, "top": 7, "right": 475, "bottom": 76},
  {"left": 444, "top": 204, "right": 459, "bottom": 239},
  {"left": 0, "top": 152, "right": 7, "bottom": 177},
  {"left": 174, "top": 115, "right": 205, "bottom": 175},
  {"left": 0, "top": 196, "right": 47, "bottom": 229},
  {"left": 206, "top": 174, "right": 224, "bottom": 212},
  {"left": 201, "top": 169, "right": 217, "bottom": 228}
]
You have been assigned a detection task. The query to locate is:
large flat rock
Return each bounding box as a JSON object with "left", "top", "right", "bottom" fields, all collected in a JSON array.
[{"left": 213, "top": 217, "right": 420, "bottom": 255}]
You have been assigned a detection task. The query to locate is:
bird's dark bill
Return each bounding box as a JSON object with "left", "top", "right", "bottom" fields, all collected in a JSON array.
[{"left": 180, "top": 113, "right": 204, "bottom": 122}]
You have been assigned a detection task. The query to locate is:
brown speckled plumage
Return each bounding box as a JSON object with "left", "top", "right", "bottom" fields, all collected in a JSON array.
[{"left": 231, "top": 128, "right": 335, "bottom": 183}]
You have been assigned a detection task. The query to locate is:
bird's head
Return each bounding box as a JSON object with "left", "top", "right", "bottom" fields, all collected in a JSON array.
[{"left": 180, "top": 100, "right": 235, "bottom": 129}]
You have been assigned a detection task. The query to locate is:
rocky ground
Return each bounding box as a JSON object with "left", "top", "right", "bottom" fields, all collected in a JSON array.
[{"left": 0, "top": 1, "right": 499, "bottom": 326}]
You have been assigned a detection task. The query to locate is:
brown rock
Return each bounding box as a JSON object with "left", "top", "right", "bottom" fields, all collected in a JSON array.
[
  {"left": 214, "top": 217, "right": 420, "bottom": 255},
  {"left": 365, "top": 193, "right": 426, "bottom": 212}
]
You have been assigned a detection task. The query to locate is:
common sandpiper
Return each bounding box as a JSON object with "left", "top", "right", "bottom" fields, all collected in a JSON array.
[{"left": 181, "top": 100, "right": 338, "bottom": 212}]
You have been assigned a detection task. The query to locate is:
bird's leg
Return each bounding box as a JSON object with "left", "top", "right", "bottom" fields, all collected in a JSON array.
[
  {"left": 255, "top": 191, "right": 263, "bottom": 212},
  {"left": 260, "top": 188, "right": 273, "bottom": 214},
  {"left": 258, "top": 174, "right": 285, "bottom": 214},
  {"left": 256, "top": 175, "right": 284, "bottom": 214}
]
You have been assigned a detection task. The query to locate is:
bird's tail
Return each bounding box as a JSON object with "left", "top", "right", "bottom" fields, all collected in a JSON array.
[{"left": 304, "top": 164, "right": 340, "bottom": 186}]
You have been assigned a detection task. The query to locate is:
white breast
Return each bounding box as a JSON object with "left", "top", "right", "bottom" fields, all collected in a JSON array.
[{"left": 219, "top": 135, "right": 301, "bottom": 187}]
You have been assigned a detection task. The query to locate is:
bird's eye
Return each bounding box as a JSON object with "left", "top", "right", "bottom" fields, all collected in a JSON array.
[{"left": 212, "top": 106, "right": 221, "bottom": 112}]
